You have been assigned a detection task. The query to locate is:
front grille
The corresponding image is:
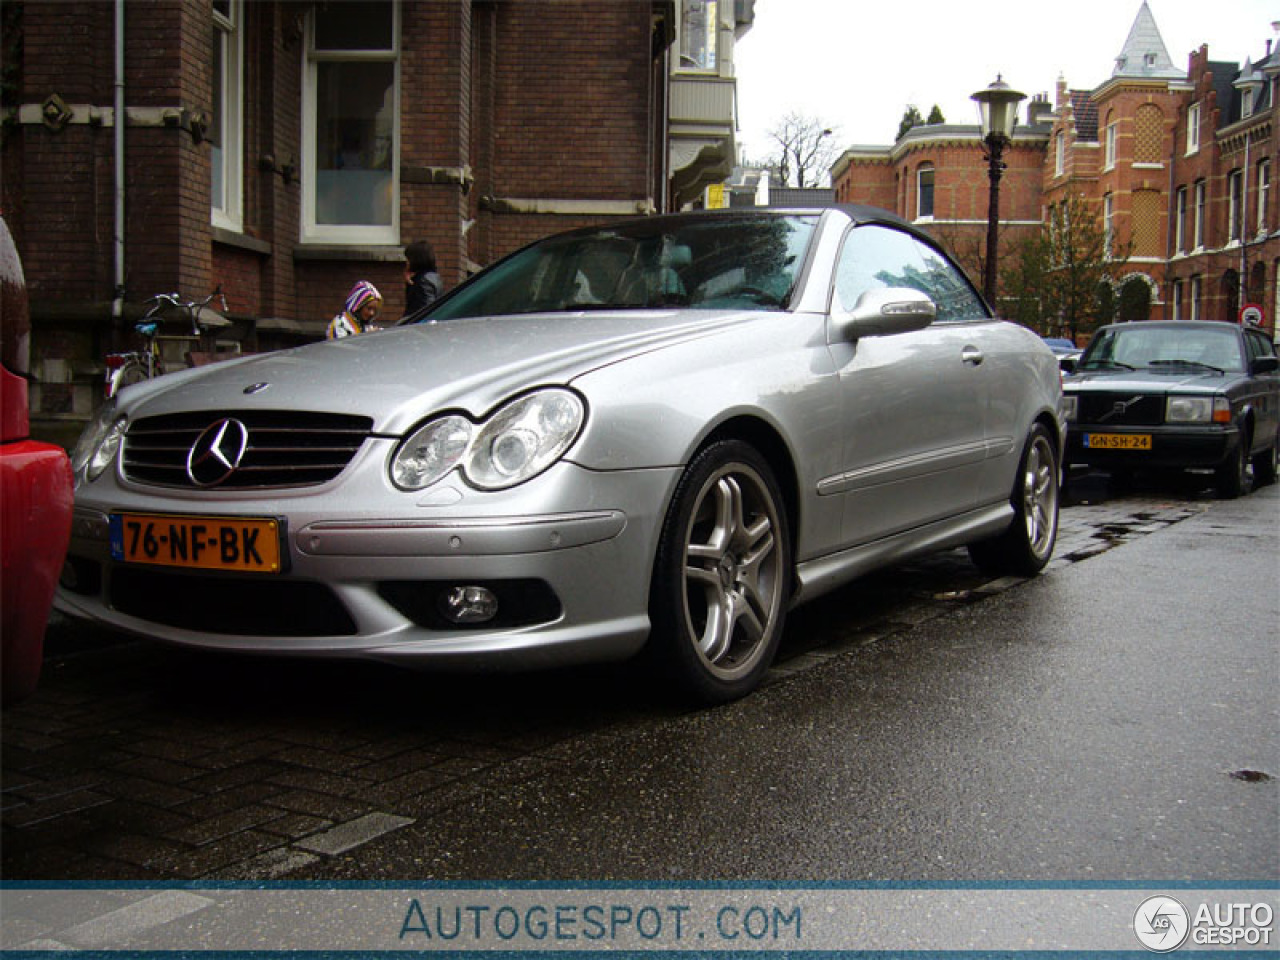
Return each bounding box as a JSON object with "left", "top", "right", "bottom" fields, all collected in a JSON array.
[
  {"left": 110, "top": 567, "right": 357, "bottom": 636},
  {"left": 123, "top": 411, "right": 374, "bottom": 489},
  {"left": 1075, "top": 392, "right": 1165, "bottom": 427}
]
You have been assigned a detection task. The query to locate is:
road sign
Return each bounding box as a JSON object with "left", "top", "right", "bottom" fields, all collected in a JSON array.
[{"left": 1240, "top": 303, "right": 1264, "bottom": 327}]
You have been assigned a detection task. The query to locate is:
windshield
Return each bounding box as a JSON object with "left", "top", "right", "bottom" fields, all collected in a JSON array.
[
  {"left": 1079, "top": 325, "right": 1244, "bottom": 374},
  {"left": 415, "top": 215, "right": 818, "bottom": 322}
]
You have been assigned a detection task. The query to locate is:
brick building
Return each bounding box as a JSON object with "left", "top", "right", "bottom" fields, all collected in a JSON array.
[
  {"left": 831, "top": 2, "right": 1279, "bottom": 340},
  {"left": 1, "top": 0, "right": 754, "bottom": 443}
]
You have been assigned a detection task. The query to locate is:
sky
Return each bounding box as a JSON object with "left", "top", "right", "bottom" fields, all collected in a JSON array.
[{"left": 734, "top": 0, "right": 1277, "bottom": 165}]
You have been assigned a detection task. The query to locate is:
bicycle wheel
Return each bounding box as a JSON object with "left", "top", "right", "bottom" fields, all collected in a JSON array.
[{"left": 107, "top": 357, "right": 149, "bottom": 397}]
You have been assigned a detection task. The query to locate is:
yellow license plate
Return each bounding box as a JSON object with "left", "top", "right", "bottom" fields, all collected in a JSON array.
[
  {"left": 110, "top": 513, "right": 282, "bottom": 573},
  {"left": 1084, "top": 433, "right": 1152, "bottom": 450}
]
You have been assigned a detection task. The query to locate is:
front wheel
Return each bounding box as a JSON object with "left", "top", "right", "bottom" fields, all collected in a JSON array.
[
  {"left": 1214, "top": 433, "right": 1249, "bottom": 499},
  {"left": 968, "top": 423, "right": 1060, "bottom": 577},
  {"left": 647, "top": 440, "right": 792, "bottom": 704},
  {"left": 1251, "top": 429, "right": 1278, "bottom": 488}
]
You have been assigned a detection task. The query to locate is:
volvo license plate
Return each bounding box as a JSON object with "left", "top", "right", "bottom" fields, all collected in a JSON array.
[
  {"left": 1084, "top": 433, "right": 1152, "bottom": 450},
  {"left": 109, "top": 513, "right": 282, "bottom": 573}
]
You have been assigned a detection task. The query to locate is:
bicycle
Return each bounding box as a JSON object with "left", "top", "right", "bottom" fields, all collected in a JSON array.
[{"left": 103, "top": 289, "right": 230, "bottom": 398}]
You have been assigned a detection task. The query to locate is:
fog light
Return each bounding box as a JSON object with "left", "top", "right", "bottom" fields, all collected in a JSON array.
[{"left": 441, "top": 585, "right": 499, "bottom": 624}]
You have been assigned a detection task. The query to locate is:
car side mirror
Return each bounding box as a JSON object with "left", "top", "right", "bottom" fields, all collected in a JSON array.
[
  {"left": 834, "top": 287, "right": 937, "bottom": 341},
  {"left": 1251, "top": 355, "right": 1279, "bottom": 375},
  {"left": 1059, "top": 356, "right": 1077, "bottom": 374}
]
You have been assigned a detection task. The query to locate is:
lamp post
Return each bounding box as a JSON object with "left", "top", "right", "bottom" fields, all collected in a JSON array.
[{"left": 971, "top": 76, "right": 1026, "bottom": 308}]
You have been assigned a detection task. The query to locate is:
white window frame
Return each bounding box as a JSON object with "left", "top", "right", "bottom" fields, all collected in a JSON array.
[
  {"left": 1172, "top": 279, "right": 1183, "bottom": 321},
  {"left": 1103, "top": 193, "right": 1115, "bottom": 257},
  {"left": 1174, "top": 186, "right": 1187, "bottom": 253},
  {"left": 916, "top": 164, "right": 934, "bottom": 221},
  {"left": 1054, "top": 131, "right": 1064, "bottom": 177},
  {"left": 1228, "top": 168, "right": 1244, "bottom": 244},
  {"left": 210, "top": 0, "right": 243, "bottom": 232},
  {"left": 1242, "top": 87, "right": 1255, "bottom": 119},
  {"left": 677, "top": 0, "right": 719, "bottom": 73},
  {"left": 1190, "top": 275, "right": 1201, "bottom": 321},
  {"left": 1186, "top": 102, "right": 1200, "bottom": 155},
  {"left": 1257, "top": 159, "right": 1271, "bottom": 237},
  {"left": 1104, "top": 122, "right": 1117, "bottom": 170},
  {"left": 301, "top": 2, "right": 401, "bottom": 245},
  {"left": 1193, "top": 179, "right": 1206, "bottom": 250}
]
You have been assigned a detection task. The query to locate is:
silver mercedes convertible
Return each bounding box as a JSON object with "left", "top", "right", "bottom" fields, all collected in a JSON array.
[{"left": 59, "top": 206, "right": 1064, "bottom": 702}]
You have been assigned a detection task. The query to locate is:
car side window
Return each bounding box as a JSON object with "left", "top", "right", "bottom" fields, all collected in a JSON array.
[
  {"left": 1245, "top": 330, "right": 1276, "bottom": 363},
  {"left": 834, "top": 225, "right": 986, "bottom": 324}
]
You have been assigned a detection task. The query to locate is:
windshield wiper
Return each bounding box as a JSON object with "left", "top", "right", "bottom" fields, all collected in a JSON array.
[
  {"left": 1081, "top": 359, "right": 1136, "bottom": 370},
  {"left": 1148, "top": 359, "right": 1224, "bottom": 373}
]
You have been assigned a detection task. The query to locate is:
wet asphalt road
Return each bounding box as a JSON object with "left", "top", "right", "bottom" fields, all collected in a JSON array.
[
  {"left": 300, "top": 481, "right": 1278, "bottom": 882},
  {"left": 2, "top": 474, "right": 1276, "bottom": 883}
]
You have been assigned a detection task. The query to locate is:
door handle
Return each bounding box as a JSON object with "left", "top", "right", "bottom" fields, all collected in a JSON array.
[{"left": 961, "top": 346, "right": 984, "bottom": 365}]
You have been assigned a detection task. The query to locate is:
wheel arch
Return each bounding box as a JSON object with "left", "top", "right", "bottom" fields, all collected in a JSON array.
[{"left": 698, "top": 415, "right": 801, "bottom": 556}]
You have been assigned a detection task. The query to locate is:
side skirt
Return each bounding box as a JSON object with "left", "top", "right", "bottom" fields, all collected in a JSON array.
[{"left": 791, "top": 501, "right": 1014, "bottom": 607}]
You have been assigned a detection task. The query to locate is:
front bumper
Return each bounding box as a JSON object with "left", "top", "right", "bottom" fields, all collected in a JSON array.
[
  {"left": 55, "top": 460, "right": 680, "bottom": 670},
  {"left": 1064, "top": 422, "right": 1239, "bottom": 470}
]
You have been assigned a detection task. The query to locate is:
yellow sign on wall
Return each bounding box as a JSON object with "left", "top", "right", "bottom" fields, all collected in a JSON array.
[{"left": 706, "top": 184, "right": 726, "bottom": 209}]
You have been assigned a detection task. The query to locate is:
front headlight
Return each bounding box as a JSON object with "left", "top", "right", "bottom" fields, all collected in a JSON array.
[
  {"left": 1166, "top": 395, "right": 1228, "bottom": 424},
  {"left": 70, "top": 400, "right": 127, "bottom": 481},
  {"left": 391, "top": 415, "right": 473, "bottom": 491},
  {"left": 390, "top": 388, "right": 585, "bottom": 492}
]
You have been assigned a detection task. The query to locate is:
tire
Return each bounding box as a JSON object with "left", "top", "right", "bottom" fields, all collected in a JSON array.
[
  {"left": 1214, "top": 433, "right": 1249, "bottom": 499},
  {"left": 647, "top": 440, "right": 791, "bottom": 704},
  {"left": 1251, "top": 429, "right": 1279, "bottom": 488},
  {"left": 107, "top": 357, "right": 149, "bottom": 397},
  {"left": 968, "top": 423, "right": 1060, "bottom": 577}
]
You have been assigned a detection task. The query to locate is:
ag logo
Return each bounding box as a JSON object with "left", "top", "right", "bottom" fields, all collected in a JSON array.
[{"left": 1134, "top": 896, "right": 1190, "bottom": 952}]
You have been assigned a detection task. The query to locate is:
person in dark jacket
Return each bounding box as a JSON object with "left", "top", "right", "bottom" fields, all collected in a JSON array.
[{"left": 401, "top": 241, "right": 442, "bottom": 323}]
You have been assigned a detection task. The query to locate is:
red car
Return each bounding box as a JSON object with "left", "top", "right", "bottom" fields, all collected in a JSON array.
[{"left": 1, "top": 213, "right": 73, "bottom": 703}]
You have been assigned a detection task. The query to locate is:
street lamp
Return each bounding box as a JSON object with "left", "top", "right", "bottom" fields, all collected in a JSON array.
[{"left": 971, "top": 75, "right": 1026, "bottom": 308}]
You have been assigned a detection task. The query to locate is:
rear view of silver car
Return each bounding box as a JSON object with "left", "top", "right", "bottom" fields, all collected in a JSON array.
[{"left": 59, "top": 207, "right": 1063, "bottom": 703}]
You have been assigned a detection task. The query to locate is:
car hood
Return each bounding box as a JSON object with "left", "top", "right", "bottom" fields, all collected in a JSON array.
[
  {"left": 1065, "top": 367, "right": 1238, "bottom": 393},
  {"left": 120, "top": 309, "right": 761, "bottom": 433}
]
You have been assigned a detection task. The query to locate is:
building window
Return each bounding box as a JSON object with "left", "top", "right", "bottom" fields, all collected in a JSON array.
[
  {"left": 1103, "top": 193, "right": 1115, "bottom": 256},
  {"left": 303, "top": 0, "right": 399, "bottom": 243},
  {"left": 679, "top": 0, "right": 718, "bottom": 71},
  {"left": 1258, "top": 159, "right": 1271, "bottom": 237},
  {"left": 1054, "top": 131, "right": 1064, "bottom": 176},
  {"left": 211, "top": 0, "right": 243, "bottom": 232},
  {"left": 1242, "top": 87, "right": 1255, "bottom": 118},
  {"left": 1186, "top": 102, "right": 1200, "bottom": 155},
  {"left": 1193, "top": 179, "right": 1206, "bottom": 250},
  {"left": 1172, "top": 279, "right": 1183, "bottom": 321},
  {"left": 916, "top": 164, "right": 934, "bottom": 220},
  {"left": 1228, "top": 169, "right": 1244, "bottom": 243},
  {"left": 1175, "top": 186, "right": 1187, "bottom": 253},
  {"left": 1104, "top": 122, "right": 1117, "bottom": 170},
  {"left": 1190, "top": 275, "right": 1201, "bottom": 321}
]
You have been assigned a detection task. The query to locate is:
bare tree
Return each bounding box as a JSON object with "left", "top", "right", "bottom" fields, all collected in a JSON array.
[{"left": 765, "top": 112, "right": 841, "bottom": 188}]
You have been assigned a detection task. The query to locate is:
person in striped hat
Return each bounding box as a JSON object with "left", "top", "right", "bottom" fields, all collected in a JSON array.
[{"left": 327, "top": 280, "right": 383, "bottom": 339}]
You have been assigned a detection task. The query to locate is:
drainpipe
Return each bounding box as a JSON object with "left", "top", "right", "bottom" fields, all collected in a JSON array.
[{"left": 111, "top": 0, "right": 126, "bottom": 326}]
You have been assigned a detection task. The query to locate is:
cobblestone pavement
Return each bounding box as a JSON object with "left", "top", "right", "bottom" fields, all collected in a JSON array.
[{"left": 0, "top": 476, "right": 1214, "bottom": 881}]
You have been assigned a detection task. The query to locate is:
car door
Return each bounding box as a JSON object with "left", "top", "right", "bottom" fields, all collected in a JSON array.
[
  {"left": 825, "top": 224, "right": 991, "bottom": 546},
  {"left": 1244, "top": 328, "right": 1280, "bottom": 450}
]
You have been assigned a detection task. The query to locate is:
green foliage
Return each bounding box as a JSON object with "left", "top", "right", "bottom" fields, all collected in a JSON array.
[
  {"left": 1001, "top": 192, "right": 1134, "bottom": 341},
  {"left": 1118, "top": 276, "right": 1152, "bottom": 323},
  {"left": 896, "top": 105, "right": 924, "bottom": 141},
  {"left": 926, "top": 105, "right": 946, "bottom": 125}
]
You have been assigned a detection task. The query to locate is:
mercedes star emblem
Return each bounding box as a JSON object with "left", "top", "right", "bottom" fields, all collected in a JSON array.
[{"left": 187, "top": 418, "right": 249, "bottom": 486}]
